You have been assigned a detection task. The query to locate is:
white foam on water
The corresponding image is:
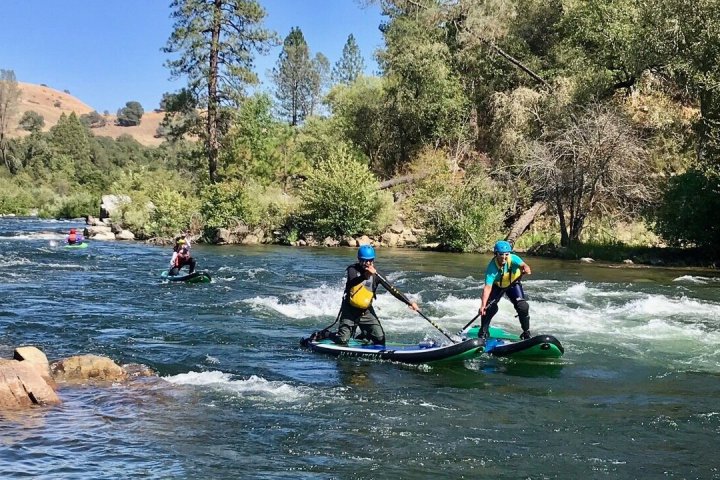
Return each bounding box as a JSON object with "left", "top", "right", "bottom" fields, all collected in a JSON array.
[
  {"left": 164, "top": 370, "right": 306, "bottom": 401},
  {"left": 243, "top": 282, "right": 344, "bottom": 318},
  {"left": 43, "top": 262, "right": 85, "bottom": 269},
  {"left": 606, "top": 294, "right": 720, "bottom": 320},
  {"left": 6, "top": 232, "right": 66, "bottom": 240},
  {"left": 421, "top": 274, "right": 479, "bottom": 291},
  {"left": 421, "top": 277, "right": 720, "bottom": 340},
  {"left": 0, "top": 255, "right": 33, "bottom": 267},
  {"left": 246, "top": 267, "right": 268, "bottom": 279},
  {"left": 673, "top": 275, "right": 720, "bottom": 284}
]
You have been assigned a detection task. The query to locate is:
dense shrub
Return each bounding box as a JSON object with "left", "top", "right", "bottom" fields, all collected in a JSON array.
[
  {"left": 0, "top": 183, "right": 35, "bottom": 214},
  {"left": 652, "top": 169, "right": 720, "bottom": 250},
  {"left": 48, "top": 191, "right": 97, "bottom": 219},
  {"left": 403, "top": 151, "right": 508, "bottom": 252},
  {"left": 200, "top": 180, "right": 256, "bottom": 231},
  {"left": 80, "top": 111, "right": 107, "bottom": 128},
  {"left": 146, "top": 187, "right": 200, "bottom": 237},
  {"left": 299, "top": 147, "right": 383, "bottom": 238},
  {"left": 18, "top": 111, "right": 45, "bottom": 132}
]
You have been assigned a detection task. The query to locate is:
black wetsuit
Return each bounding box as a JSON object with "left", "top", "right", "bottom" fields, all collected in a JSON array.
[{"left": 332, "top": 263, "right": 412, "bottom": 345}]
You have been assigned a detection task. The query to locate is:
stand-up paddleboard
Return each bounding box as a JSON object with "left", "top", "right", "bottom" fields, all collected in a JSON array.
[
  {"left": 465, "top": 325, "right": 564, "bottom": 359},
  {"left": 300, "top": 335, "right": 484, "bottom": 365},
  {"left": 161, "top": 270, "right": 212, "bottom": 284}
]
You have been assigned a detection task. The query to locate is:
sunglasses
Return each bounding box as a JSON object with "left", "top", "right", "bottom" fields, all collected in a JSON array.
[{"left": 495, "top": 252, "right": 510, "bottom": 256}]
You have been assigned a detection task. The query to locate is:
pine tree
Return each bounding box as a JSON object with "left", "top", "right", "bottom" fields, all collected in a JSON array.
[
  {"left": 273, "top": 27, "right": 315, "bottom": 126},
  {"left": 332, "top": 34, "right": 365, "bottom": 84},
  {"left": 49, "top": 112, "right": 91, "bottom": 163},
  {"left": 164, "top": 0, "right": 277, "bottom": 183},
  {"left": 0, "top": 69, "right": 21, "bottom": 174}
]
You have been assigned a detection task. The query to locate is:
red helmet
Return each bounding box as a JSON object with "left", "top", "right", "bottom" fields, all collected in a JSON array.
[{"left": 70, "top": 228, "right": 77, "bottom": 234}]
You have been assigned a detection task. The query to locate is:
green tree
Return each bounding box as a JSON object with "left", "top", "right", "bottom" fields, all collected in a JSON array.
[
  {"left": 221, "top": 93, "right": 295, "bottom": 183},
  {"left": 299, "top": 146, "right": 383, "bottom": 237},
  {"left": 116, "top": 101, "right": 144, "bottom": 126},
  {"left": 157, "top": 89, "right": 201, "bottom": 142},
  {"left": 50, "top": 113, "right": 92, "bottom": 162},
  {"left": 307, "top": 52, "right": 330, "bottom": 117},
  {"left": 653, "top": 169, "right": 720, "bottom": 250},
  {"left": 333, "top": 34, "right": 366, "bottom": 84},
  {"left": 80, "top": 111, "right": 106, "bottom": 128},
  {"left": 0, "top": 69, "right": 21, "bottom": 174},
  {"left": 48, "top": 112, "right": 94, "bottom": 184},
  {"left": 273, "top": 27, "right": 316, "bottom": 126},
  {"left": 326, "top": 77, "right": 389, "bottom": 169},
  {"left": 18, "top": 111, "right": 45, "bottom": 132},
  {"left": 164, "top": 0, "right": 277, "bottom": 183},
  {"left": 377, "top": 12, "right": 470, "bottom": 172}
]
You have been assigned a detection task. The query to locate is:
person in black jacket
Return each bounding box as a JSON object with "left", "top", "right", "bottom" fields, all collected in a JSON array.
[{"left": 328, "top": 244, "right": 419, "bottom": 345}]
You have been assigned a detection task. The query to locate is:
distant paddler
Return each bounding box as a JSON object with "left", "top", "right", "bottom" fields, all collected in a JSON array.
[{"left": 66, "top": 228, "right": 85, "bottom": 245}]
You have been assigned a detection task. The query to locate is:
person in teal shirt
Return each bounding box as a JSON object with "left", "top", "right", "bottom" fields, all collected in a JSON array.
[{"left": 478, "top": 240, "right": 532, "bottom": 339}]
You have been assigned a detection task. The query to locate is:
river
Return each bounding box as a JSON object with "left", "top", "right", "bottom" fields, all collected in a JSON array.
[{"left": 1, "top": 217, "right": 719, "bottom": 479}]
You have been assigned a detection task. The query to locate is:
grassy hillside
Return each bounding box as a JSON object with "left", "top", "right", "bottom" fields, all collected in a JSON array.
[{"left": 9, "top": 82, "right": 165, "bottom": 147}]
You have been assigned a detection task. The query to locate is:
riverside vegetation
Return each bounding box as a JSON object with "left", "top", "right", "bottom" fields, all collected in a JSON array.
[{"left": 1, "top": 0, "right": 719, "bottom": 267}]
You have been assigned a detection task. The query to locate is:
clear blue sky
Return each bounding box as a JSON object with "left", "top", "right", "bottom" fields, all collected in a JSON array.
[{"left": 0, "top": 0, "right": 385, "bottom": 113}]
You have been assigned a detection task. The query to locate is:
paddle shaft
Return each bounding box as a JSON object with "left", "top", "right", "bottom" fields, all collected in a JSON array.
[
  {"left": 417, "top": 311, "right": 457, "bottom": 343},
  {"left": 376, "top": 272, "right": 457, "bottom": 344}
]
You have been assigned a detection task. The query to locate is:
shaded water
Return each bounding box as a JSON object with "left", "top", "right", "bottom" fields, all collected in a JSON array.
[{"left": 1, "top": 217, "right": 719, "bottom": 479}]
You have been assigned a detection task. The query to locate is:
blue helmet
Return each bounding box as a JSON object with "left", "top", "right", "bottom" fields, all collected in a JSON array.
[
  {"left": 357, "top": 245, "right": 376, "bottom": 261},
  {"left": 493, "top": 240, "right": 512, "bottom": 254}
]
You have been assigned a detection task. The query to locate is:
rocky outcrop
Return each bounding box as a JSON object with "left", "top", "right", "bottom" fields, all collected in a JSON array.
[
  {"left": 1, "top": 347, "right": 155, "bottom": 411},
  {"left": 51, "top": 355, "right": 128, "bottom": 384},
  {"left": 100, "top": 194, "right": 131, "bottom": 220},
  {"left": 84, "top": 225, "right": 115, "bottom": 240},
  {"left": 13, "top": 346, "right": 55, "bottom": 388},
  {"left": 1, "top": 347, "right": 61, "bottom": 409},
  {"left": 115, "top": 229, "right": 135, "bottom": 241}
]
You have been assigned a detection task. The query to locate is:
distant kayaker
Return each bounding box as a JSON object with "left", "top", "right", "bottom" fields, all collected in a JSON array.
[
  {"left": 324, "top": 245, "right": 419, "bottom": 346},
  {"left": 169, "top": 244, "right": 196, "bottom": 276},
  {"left": 478, "top": 240, "right": 532, "bottom": 339},
  {"left": 66, "top": 228, "right": 84, "bottom": 245}
]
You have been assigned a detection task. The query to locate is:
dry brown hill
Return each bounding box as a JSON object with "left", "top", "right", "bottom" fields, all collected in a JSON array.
[{"left": 8, "top": 82, "right": 165, "bottom": 147}]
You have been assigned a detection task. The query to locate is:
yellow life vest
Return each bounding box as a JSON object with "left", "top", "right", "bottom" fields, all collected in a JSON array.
[
  {"left": 494, "top": 256, "right": 522, "bottom": 288},
  {"left": 349, "top": 284, "right": 374, "bottom": 309}
]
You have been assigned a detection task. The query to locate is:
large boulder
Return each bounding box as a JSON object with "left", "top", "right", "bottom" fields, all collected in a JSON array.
[
  {"left": 100, "top": 194, "right": 131, "bottom": 220},
  {"left": 356, "top": 235, "right": 374, "bottom": 246},
  {"left": 381, "top": 232, "right": 400, "bottom": 247},
  {"left": 84, "top": 225, "right": 115, "bottom": 240},
  {"left": 0, "top": 360, "right": 61, "bottom": 408},
  {"left": 115, "top": 229, "right": 135, "bottom": 241},
  {"left": 13, "top": 346, "right": 55, "bottom": 388},
  {"left": 51, "top": 355, "right": 128, "bottom": 384}
]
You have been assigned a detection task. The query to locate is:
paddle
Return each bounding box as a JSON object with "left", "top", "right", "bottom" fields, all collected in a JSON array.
[
  {"left": 376, "top": 272, "right": 459, "bottom": 344},
  {"left": 416, "top": 310, "right": 459, "bottom": 344}
]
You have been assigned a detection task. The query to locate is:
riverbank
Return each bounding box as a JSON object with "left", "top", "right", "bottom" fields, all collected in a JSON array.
[
  {"left": 529, "top": 242, "right": 720, "bottom": 269},
  {"left": 24, "top": 213, "right": 719, "bottom": 270}
]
